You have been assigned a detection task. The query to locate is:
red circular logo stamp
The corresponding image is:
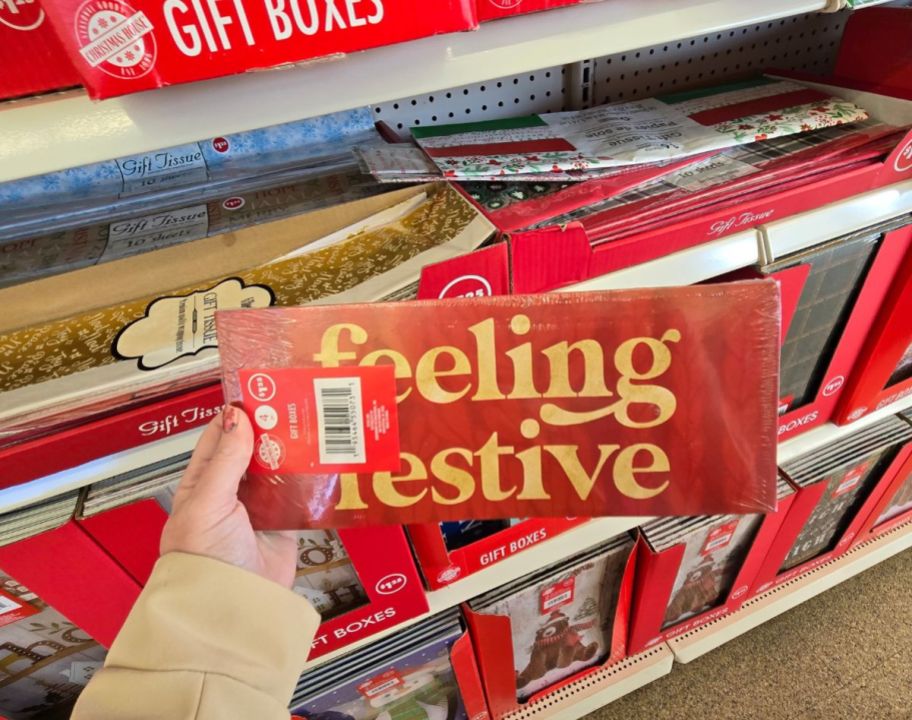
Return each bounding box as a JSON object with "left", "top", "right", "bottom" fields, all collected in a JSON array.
[
  {"left": 212, "top": 137, "right": 230, "bottom": 153},
  {"left": 247, "top": 372, "right": 277, "bottom": 402},
  {"left": 375, "top": 573, "right": 407, "bottom": 595},
  {"left": 438, "top": 274, "right": 493, "bottom": 299},
  {"left": 822, "top": 375, "right": 845, "bottom": 397},
  {"left": 895, "top": 137, "right": 912, "bottom": 173},
  {"left": 254, "top": 434, "right": 285, "bottom": 471},
  {"left": 0, "top": 0, "right": 44, "bottom": 31},
  {"left": 74, "top": 0, "right": 155, "bottom": 80},
  {"left": 488, "top": 0, "right": 521, "bottom": 8},
  {"left": 222, "top": 196, "right": 245, "bottom": 211}
]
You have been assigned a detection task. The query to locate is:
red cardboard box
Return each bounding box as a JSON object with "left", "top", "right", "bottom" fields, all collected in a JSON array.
[
  {"left": 39, "top": 0, "right": 477, "bottom": 99},
  {"left": 0, "top": 521, "right": 141, "bottom": 648},
  {"left": 627, "top": 489, "right": 796, "bottom": 655},
  {"left": 407, "top": 518, "right": 586, "bottom": 590},
  {"left": 78, "top": 499, "right": 429, "bottom": 660},
  {"left": 836, "top": 226, "right": 912, "bottom": 423},
  {"left": 852, "top": 421, "right": 912, "bottom": 543},
  {"left": 475, "top": 0, "right": 590, "bottom": 22},
  {"left": 750, "top": 439, "right": 912, "bottom": 596},
  {"left": 725, "top": 219, "right": 912, "bottom": 441},
  {"left": 0, "top": 0, "right": 81, "bottom": 100},
  {"left": 463, "top": 545, "right": 634, "bottom": 720}
]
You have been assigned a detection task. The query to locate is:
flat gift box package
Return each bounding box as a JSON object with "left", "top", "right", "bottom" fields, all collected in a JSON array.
[
  {"left": 0, "top": 183, "right": 494, "bottom": 488},
  {"left": 75, "top": 462, "right": 430, "bottom": 660},
  {"left": 0, "top": 0, "right": 81, "bottom": 101},
  {"left": 464, "top": 535, "right": 634, "bottom": 719},
  {"left": 291, "top": 610, "right": 489, "bottom": 720},
  {"left": 407, "top": 518, "right": 586, "bottom": 590},
  {"left": 38, "top": 0, "right": 477, "bottom": 99},
  {"left": 850, "top": 408, "right": 912, "bottom": 543},
  {"left": 217, "top": 282, "right": 780, "bottom": 529},
  {"left": 627, "top": 475, "right": 795, "bottom": 654},
  {"left": 750, "top": 415, "right": 912, "bottom": 595},
  {"left": 722, "top": 216, "right": 912, "bottom": 441},
  {"left": 835, "top": 221, "right": 912, "bottom": 423}
]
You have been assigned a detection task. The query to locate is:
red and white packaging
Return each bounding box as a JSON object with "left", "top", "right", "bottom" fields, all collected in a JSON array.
[
  {"left": 0, "top": 0, "right": 81, "bottom": 101},
  {"left": 627, "top": 491, "right": 796, "bottom": 654},
  {"left": 0, "top": 522, "right": 141, "bottom": 648},
  {"left": 749, "top": 440, "right": 912, "bottom": 596},
  {"left": 475, "top": 0, "right": 593, "bottom": 22},
  {"left": 39, "top": 0, "right": 477, "bottom": 99},
  {"left": 407, "top": 518, "right": 585, "bottom": 590},
  {"left": 852, "top": 436, "right": 912, "bottom": 544},
  {"left": 78, "top": 499, "right": 429, "bottom": 660},
  {"left": 836, "top": 228, "right": 912, "bottom": 423},
  {"left": 717, "top": 221, "right": 912, "bottom": 440},
  {"left": 462, "top": 547, "right": 635, "bottom": 720}
]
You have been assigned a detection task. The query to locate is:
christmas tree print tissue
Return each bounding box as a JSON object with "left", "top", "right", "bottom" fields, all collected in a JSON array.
[{"left": 412, "top": 78, "right": 867, "bottom": 178}]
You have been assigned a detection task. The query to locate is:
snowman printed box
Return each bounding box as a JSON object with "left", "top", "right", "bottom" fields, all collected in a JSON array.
[{"left": 463, "top": 536, "right": 635, "bottom": 719}]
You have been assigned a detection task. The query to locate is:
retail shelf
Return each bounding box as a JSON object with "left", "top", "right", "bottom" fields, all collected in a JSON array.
[
  {"left": 760, "top": 178, "right": 912, "bottom": 263},
  {"left": 565, "top": 230, "right": 761, "bottom": 292},
  {"left": 501, "top": 644, "right": 674, "bottom": 720},
  {"left": 301, "top": 515, "right": 649, "bottom": 671},
  {"left": 778, "top": 393, "right": 912, "bottom": 464},
  {"left": 667, "top": 518, "right": 912, "bottom": 663},
  {"left": 0, "top": 426, "right": 203, "bottom": 516},
  {"left": 0, "top": 0, "right": 829, "bottom": 184}
]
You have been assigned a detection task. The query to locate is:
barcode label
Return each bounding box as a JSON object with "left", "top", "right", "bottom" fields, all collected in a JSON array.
[
  {"left": 0, "top": 595, "right": 22, "bottom": 616},
  {"left": 314, "top": 377, "right": 365, "bottom": 464}
]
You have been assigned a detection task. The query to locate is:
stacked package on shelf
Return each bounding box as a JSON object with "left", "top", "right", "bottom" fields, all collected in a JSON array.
[
  {"left": 0, "top": 107, "right": 385, "bottom": 288},
  {"left": 724, "top": 215, "right": 912, "bottom": 439},
  {"left": 465, "top": 536, "right": 634, "bottom": 718},
  {"left": 0, "top": 182, "right": 495, "bottom": 488},
  {"left": 290, "top": 610, "right": 482, "bottom": 720},
  {"left": 628, "top": 476, "right": 795, "bottom": 653},
  {"left": 752, "top": 415, "right": 912, "bottom": 594}
]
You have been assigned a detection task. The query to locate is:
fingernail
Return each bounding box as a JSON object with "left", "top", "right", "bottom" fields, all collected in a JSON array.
[{"left": 222, "top": 406, "right": 239, "bottom": 433}]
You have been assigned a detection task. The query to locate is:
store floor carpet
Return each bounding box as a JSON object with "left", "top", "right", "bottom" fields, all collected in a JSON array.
[{"left": 590, "top": 548, "right": 912, "bottom": 720}]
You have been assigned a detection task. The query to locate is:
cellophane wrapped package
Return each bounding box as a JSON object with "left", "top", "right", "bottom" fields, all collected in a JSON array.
[{"left": 217, "top": 282, "right": 780, "bottom": 529}]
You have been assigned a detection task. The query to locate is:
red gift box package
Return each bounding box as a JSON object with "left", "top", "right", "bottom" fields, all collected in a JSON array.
[
  {"left": 475, "top": 0, "right": 592, "bottom": 23},
  {"left": 750, "top": 417, "right": 912, "bottom": 596},
  {"left": 77, "top": 495, "right": 429, "bottom": 660},
  {"left": 462, "top": 539, "right": 635, "bottom": 719},
  {"left": 0, "top": 0, "right": 81, "bottom": 101},
  {"left": 38, "top": 0, "right": 477, "bottom": 99},
  {"left": 725, "top": 217, "right": 912, "bottom": 441},
  {"left": 627, "top": 477, "right": 796, "bottom": 655}
]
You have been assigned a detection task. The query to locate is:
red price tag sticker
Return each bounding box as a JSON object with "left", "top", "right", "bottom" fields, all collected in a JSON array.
[
  {"left": 701, "top": 520, "right": 740, "bottom": 556},
  {"left": 540, "top": 577, "right": 575, "bottom": 614},
  {"left": 833, "top": 463, "right": 868, "bottom": 498},
  {"left": 238, "top": 367, "right": 400, "bottom": 475},
  {"left": 357, "top": 669, "right": 405, "bottom": 699},
  {"left": 0, "top": 589, "right": 39, "bottom": 629}
]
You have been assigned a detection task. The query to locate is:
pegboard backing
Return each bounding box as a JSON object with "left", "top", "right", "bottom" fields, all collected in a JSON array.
[
  {"left": 374, "top": 9, "right": 851, "bottom": 136},
  {"left": 373, "top": 66, "right": 568, "bottom": 136},
  {"left": 590, "top": 11, "right": 848, "bottom": 105}
]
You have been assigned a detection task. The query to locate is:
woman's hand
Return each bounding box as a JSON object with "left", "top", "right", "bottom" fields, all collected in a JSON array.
[{"left": 160, "top": 406, "right": 298, "bottom": 588}]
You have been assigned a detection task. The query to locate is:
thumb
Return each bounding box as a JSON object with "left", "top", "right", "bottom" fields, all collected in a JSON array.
[{"left": 192, "top": 406, "right": 255, "bottom": 507}]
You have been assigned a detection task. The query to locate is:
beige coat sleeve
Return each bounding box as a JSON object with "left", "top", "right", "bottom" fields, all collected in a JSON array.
[{"left": 71, "top": 552, "right": 319, "bottom": 720}]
